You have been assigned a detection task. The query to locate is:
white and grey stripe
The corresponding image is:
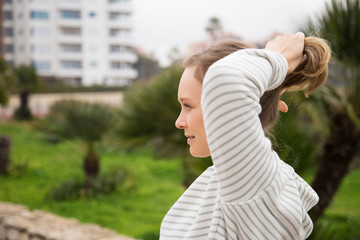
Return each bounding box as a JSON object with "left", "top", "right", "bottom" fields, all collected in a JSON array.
[{"left": 160, "top": 49, "right": 319, "bottom": 239}]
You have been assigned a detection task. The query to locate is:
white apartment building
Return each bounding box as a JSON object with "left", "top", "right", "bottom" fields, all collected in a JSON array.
[{"left": 0, "top": 0, "right": 138, "bottom": 86}]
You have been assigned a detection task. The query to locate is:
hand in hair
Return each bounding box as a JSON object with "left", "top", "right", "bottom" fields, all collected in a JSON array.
[{"left": 265, "top": 32, "right": 305, "bottom": 73}]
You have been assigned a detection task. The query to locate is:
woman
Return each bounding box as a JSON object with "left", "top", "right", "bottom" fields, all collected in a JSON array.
[{"left": 160, "top": 33, "right": 331, "bottom": 239}]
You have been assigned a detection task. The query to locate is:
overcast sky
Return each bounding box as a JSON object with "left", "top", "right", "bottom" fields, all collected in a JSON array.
[{"left": 132, "top": 0, "right": 331, "bottom": 66}]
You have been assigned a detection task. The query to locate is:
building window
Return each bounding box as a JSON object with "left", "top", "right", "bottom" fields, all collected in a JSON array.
[
  {"left": 111, "top": 62, "right": 130, "bottom": 69},
  {"left": 31, "top": 45, "right": 51, "bottom": 53},
  {"left": 32, "top": 61, "right": 51, "bottom": 70},
  {"left": 110, "top": 45, "right": 120, "bottom": 53},
  {"left": 89, "top": 12, "right": 96, "bottom": 18},
  {"left": 5, "top": 11, "right": 13, "bottom": 20},
  {"left": 6, "top": 44, "right": 14, "bottom": 53},
  {"left": 108, "top": 0, "right": 128, "bottom": 3},
  {"left": 61, "top": 44, "right": 81, "bottom": 53},
  {"left": 30, "top": 27, "right": 50, "bottom": 37},
  {"left": 108, "top": 12, "right": 119, "bottom": 20},
  {"left": 58, "top": 0, "right": 81, "bottom": 3},
  {"left": 109, "top": 45, "right": 132, "bottom": 53},
  {"left": 60, "top": 10, "right": 81, "bottom": 19},
  {"left": 5, "top": 0, "right": 12, "bottom": 3},
  {"left": 60, "top": 27, "right": 81, "bottom": 36},
  {"left": 29, "top": 0, "right": 49, "bottom": 3},
  {"left": 61, "top": 61, "right": 82, "bottom": 69},
  {"left": 109, "top": 12, "right": 129, "bottom": 20},
  {"left": 109, "top": 28, "right": 129, "bottom": 37},
  {"left": 5, "top": 28, "right": 13, "bottom": 37},
  {"left": 30, "top": 11, "right": 49, "bottom": 20},
  {"left": 90, "top": 61, "right": 97, "bottom": 67}
]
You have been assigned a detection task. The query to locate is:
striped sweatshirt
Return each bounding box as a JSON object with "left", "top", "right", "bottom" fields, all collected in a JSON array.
[{"left": 160, "top": 49, "right": 319, "bottom": 239}]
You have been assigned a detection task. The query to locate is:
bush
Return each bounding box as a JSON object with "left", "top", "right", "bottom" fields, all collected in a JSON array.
[
  {"left": 46, "top": 166, "right": 137, "bottom": 201},
  {"left": 14, "top": 107, "right": 32, "bottom": 120}
]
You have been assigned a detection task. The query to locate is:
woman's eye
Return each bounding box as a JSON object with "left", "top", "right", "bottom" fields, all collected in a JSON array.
[{"left": 183, "top": 103, "right": 191, "bottom": 109}]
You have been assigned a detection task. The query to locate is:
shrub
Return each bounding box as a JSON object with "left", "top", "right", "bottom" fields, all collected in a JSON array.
[{"left": 46, "top": 165, "right": 136, "bottom": 201}]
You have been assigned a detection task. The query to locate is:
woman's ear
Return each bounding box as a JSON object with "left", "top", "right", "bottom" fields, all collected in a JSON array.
[{"left": 279, "top": 100, "right": 288, "bottom": 113}]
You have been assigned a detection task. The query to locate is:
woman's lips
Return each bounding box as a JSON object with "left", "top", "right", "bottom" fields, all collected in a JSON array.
[{"left": 187, "top": 136, "right": 195, "bottom": 144}]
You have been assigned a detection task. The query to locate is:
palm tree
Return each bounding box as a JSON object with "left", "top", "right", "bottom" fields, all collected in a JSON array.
[
  {"left": 36, "top": 100, "right": 115, "bottom": 185},
  {"left": 13, "top": 65, "right": 42, "bottom": 120},
  {"left": 205, "top": 17, "right": 223, "bottom": 41},
  {"left": 301, "top": 0, "right": 360, "bottom": 223}
]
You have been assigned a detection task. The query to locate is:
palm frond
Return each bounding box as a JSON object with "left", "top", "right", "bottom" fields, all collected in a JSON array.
[
  {"left": 288, "top": 90, "right": 331, "bottom": 136},
  {"left": 116, "top": 66, "right": 185, "bottom": 157},
  {"left": 36, "top": 100, "right": 115, "bottom": 144}
]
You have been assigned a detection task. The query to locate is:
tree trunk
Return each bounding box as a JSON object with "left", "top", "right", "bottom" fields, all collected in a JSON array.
[
  {"left": 15, "top": 91, "right": 32, "bottom": 120},
  {"left": 83, "top": 144, "right": 100, "bottom": 179},
  {"left": 0, "top": 136, "right": 11, "bottom": 175},
  {"left": 20, "top": 91, "right": 29, "bottom": 111},
  {"left": 82, "top": 144, "right": 100, "bottom": 196},
  {"left": 310, "top": 113, "right": 360, "bottom": 224}
]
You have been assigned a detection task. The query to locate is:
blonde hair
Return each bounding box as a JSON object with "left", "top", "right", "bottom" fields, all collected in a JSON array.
[{"left": 184, "top": 37, "right": 331, "bottom": 132}]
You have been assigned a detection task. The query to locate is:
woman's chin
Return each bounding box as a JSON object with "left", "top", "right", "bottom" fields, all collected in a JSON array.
[{"left": 189, "top": 148, "right": 211, "bottom": 158}]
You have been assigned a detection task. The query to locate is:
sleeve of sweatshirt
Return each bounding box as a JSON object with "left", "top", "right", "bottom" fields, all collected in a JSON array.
[{"left": 201, "top": 48, "right": 288, "bottom": 203}]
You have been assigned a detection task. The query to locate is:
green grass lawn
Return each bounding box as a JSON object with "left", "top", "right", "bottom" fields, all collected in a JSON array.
[
  {"left": 1, "top": 121, "right": 360, "bottom": 239},
  {"left": 0, "top": 121, "right": 185, "bottom": 238}
]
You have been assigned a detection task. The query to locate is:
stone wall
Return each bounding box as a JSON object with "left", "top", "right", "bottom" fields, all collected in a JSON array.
[
  {"left": 0, "top": 92, "right": 123, "bottom": 120},
  {"left": 0, "top": 202, "right": 134, "bottom": 240}
]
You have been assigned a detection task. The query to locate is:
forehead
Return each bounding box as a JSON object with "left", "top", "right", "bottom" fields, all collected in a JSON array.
[{"left": 178, "top": 67, "right": 202, "bottom": 100}]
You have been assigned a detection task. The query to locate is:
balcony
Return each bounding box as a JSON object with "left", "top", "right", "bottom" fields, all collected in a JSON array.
[
  {"left": 58, "top": 60, "right": 82, "bottom": 77},
  {"left": 108, "top": 19, "right": 133, "bottom": 29},
  {"left": 58, "top": 51, "right": 82, "bottom": 60},
  {"left": 57, "top": 34, "right": 82, "bottom": 44},
  {"left": 108, "top": 36, "right": 134, "bottom": 46},
  {"left": 108, "top": 52, "right": 137, "bottom": 63},
  {"left": 108, "top": 68, "right": 138, "bottom": 79},
  {"left": 107, "top": 1, "right": 133, "bottom": 13},
  {"left": 57, "top": 18, "right": 81, "bottom": 28},
  {"left": 56, "top": 0, "right": 81, "bottom": 10},
  {"left": 57, "top": 10, "right": 81, "bottom": 27},
  {"left": 57, "top": 68, "right": 82, "bottom": 78}
]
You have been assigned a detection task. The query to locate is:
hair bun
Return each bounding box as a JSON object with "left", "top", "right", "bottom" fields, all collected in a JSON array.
[{"left": 282, "top": 37, "right": 331, "bottom": 96}]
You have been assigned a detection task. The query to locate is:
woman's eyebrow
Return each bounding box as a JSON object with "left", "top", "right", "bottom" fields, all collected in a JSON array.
[{"left": 179, "top": 97, "right": 191, "bottom": 102}]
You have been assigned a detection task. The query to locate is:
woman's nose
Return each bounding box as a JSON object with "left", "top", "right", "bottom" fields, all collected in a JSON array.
[{"left": 175, "top": 114, "right": 186, "bottom": 129}]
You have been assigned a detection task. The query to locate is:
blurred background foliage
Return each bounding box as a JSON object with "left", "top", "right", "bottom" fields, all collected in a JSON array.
[
  {"left": 300, "top": 0, "right": 360, "bottom": 224},
  {"left": 115, "top": 66, "right": 212, "bottom": 187}
]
